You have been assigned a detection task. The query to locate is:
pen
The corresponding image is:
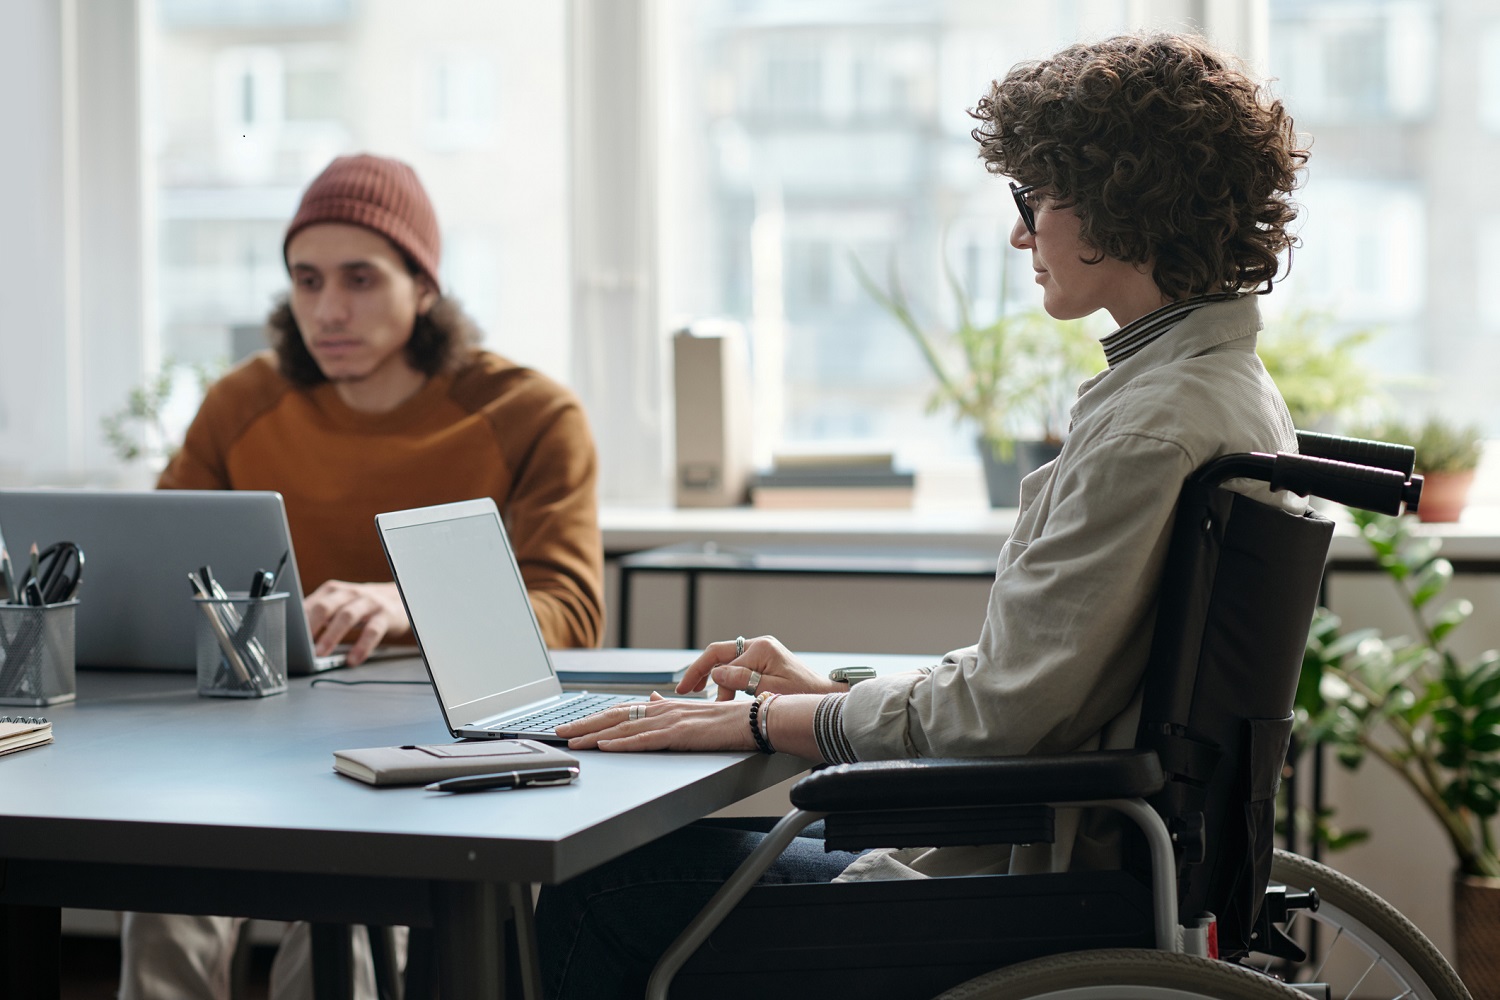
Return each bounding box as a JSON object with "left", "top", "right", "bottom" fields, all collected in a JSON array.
[
  {"left": 425, "top": 766, "right": 580, "bottom": 793},
  {"left": 268, "top": 550, "right": 289, "bottom": 593},
  {"left": 0, "top": 547, "right": 14, "bottom": 603},
  {"left": 191, "top": 571, "right": 254, "bottom": 687}
]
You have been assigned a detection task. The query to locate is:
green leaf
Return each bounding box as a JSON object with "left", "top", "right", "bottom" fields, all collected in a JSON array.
[
  {"left": 1323, "top": 628, "right": 1383, "bottom": 660},
  {"left": 1410, "top": 560, "right": 1454, "bottom": 608}
]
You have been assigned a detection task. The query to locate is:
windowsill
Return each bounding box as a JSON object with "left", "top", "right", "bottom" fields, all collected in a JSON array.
[
  {"left": 602, "top": 504, "right": 1020, "bottom": 553},
  {"left": 603, "top": 502, "right": 1500, "bottom": 563},
  {"left": 605, "top": 450, "right": 1500, "bottom": 562}
]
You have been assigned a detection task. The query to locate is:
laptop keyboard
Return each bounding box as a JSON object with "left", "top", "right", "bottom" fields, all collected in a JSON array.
[{"left": 488, "top": 693, "right": 634, "bottom": 735}]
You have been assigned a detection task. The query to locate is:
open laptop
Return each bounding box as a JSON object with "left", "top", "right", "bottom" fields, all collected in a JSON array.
[
  {"left": 376, "top": 497, "right": 635, "bottom": 741},
  {"left": 0, "top": 488, "right": 395, "bottom": 674}
]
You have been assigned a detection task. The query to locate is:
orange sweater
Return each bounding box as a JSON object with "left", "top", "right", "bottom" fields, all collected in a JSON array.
[{"left": 158, "top": 350, "right": 604, "bottom": 648}]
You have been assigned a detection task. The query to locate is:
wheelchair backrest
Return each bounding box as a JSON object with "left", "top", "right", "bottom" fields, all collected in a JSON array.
[{"left": 1134, "top": 478, "right": 1334, "bottom": 958}]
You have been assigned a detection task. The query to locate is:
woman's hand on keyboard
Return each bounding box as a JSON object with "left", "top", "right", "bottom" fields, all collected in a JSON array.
[
  {"left": 557, "top": 693, "right": 755, "bottom": 752},
  {"left": 676, "top": 635, "right": 841, "bottom": 701}
]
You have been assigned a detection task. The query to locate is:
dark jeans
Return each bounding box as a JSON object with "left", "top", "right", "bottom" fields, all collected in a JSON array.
[{"left": 536, "top": 819, "right": 861, "bottom": 1000}]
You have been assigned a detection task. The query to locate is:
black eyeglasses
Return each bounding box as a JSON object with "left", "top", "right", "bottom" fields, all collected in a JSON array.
[{"left": 1010, "top": 181, "right": 1038, "bottom": 235}]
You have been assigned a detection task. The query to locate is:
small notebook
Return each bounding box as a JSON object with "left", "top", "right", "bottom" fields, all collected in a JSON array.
[
  {"left": 0, "top": 715, "right": 52, "bottom": 757},
  {"left": 332, "top": 738, "right": 579, "bottom": 787}
]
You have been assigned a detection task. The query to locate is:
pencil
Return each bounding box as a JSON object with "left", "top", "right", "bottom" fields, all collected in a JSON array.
[{"left": 27, "top": 543, "right": 39, "bottom": 593}]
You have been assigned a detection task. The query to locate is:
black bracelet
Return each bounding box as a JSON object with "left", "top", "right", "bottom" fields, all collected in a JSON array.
[{"left": 748, "top": 694, "right": 774, "bottom": 755}]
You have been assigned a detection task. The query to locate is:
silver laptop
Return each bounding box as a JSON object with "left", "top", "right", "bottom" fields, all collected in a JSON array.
[
  {"left": 0, "top": 488, "right": 367, "bottom": 674},
  {"left": 376, "top": 497, "right": 634, "bottom": 741}
]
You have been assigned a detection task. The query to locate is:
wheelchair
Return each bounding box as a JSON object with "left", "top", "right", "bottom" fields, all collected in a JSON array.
[{"left": 635, "top": 432, "right": 1470, "bottom": 1000}]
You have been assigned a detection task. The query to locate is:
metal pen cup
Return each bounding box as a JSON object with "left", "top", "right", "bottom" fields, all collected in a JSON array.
[
  {"left": 193, "top": 591, "right": 288, "bottom": 698},
  {"left": 0, "top": 600, "right": 79, "bottom": 706}
]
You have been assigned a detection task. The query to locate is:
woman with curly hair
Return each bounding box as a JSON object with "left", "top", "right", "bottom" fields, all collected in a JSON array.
[{"left": 537, "top": 32, "right": 1309, "bottom": 999}]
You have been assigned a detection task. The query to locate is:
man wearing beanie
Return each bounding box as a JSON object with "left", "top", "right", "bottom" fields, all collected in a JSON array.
[{"left": 122, "top": 154, "right": 604, "bottom": 999}]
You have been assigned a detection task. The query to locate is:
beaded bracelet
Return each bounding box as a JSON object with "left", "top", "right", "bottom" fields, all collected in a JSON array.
[
  {"left": 748, "top": 692, "right": 775, "bottom": 754},
  {"left": 759, "top": 693, "right": 780, "bottom": 754}
]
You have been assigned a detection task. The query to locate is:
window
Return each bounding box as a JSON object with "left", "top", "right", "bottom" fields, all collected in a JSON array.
[
  {"left": 148, "top": 1, "right": 569, "bottom": 405},
  {"left": 1269, "top": 0, "right": 1436, "bottom": 124},
  {"left": 421, "top": 51, "right": 498, "bottom": 150},
  {"left": 17, "top": 0, "right": 1498, "bottom": 495},
  {"left": 655, "top": 1, "right": 1224, "bottom": 472},
  {"left": 1266, "top": 0, "right": 1498, "bottom": 430},
  {"left": 1481, "top": 24, "right": 1500, "bottom": 133}
]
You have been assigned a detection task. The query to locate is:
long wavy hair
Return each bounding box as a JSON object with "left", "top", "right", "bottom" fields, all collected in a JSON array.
[
  {"left": 266, "top": 290, "right": 482, "bottom": 388},
  {"left": 970, "top": 33, "right": 1310, "bottom": 299}
]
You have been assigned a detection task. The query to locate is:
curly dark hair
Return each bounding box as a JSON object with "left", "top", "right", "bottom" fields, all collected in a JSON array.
[
  {"left": 266, "top": 294, "right": 483, "bottom": 387},
  {"left": 971, "top": 32, "right": 1310, "bottom": 299}
]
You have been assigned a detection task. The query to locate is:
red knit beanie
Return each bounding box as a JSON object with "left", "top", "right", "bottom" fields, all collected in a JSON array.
[{"left": 283, "top": 154, "right": 442, "bottom": 290}]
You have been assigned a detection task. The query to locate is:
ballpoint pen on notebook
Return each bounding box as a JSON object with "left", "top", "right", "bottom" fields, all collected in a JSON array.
[{"left": 426, "top": 766, "right": 580, "bottom": 793}]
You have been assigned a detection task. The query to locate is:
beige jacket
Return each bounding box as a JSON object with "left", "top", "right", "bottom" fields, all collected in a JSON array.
[{"left": 836, "top": 295, "right": 1300, "bottom": 881}]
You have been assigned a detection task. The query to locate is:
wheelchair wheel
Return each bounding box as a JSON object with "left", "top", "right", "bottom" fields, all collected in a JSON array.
[
  {"left": 1257, "top": 850, "right": 1470, "bottom": 1000},
  {"left": 933, "top": 948, "right": 1308, "bottom": 999}
]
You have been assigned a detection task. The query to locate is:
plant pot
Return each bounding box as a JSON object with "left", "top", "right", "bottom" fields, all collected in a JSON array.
[
  {"left": 978, "top": 438, "right": 1064, "bottom": 508},
  {"left": 979, "top": 443, "right": 1023, "bottom": 509},
  {"left": 1416, "top": 470, "right": 1475, "bottom": 523},
  {"left": 1017, "top": 440, "right": 1063, "bottom": 477},
  {"left": 1454, "top": 871, "right": 1500, "bottom": 998}
]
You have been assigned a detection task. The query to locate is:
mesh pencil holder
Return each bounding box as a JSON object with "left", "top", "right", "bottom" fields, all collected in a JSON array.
[
  {"left": 0, "top": 599, "right": 79, "bottom": 706},
  {"left": 193, "top": 592, "right": 288, "bottom": 698}
]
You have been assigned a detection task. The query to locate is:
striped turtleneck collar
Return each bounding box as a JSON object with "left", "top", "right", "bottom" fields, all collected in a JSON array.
[{"left": 1099, "top": 292, "right": 1241, "bottom": 368}]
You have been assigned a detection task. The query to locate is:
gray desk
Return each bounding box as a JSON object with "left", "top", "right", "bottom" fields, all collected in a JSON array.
[{"left": 0, "top": 650, "right": 930, "bottom": 998}]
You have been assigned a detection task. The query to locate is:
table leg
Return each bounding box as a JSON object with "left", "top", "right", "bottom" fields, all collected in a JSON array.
[
  {"left": 432, "top": 881, "right": 505, "bottom": 998},
  {"left": 2, "top": 903, "right": 60, "bottom": 999},
  {"left": 685, "top": 569, "right": 700, "bottom": 650},
  {"left": 508, "top": 883, "right": 543, "bottom": 1000},
  {"left": 310, "top": 922, "right": 356, "bottom": 1000},
  {"left": 617, "top": 566, "right": 634, "bottom": 648}
]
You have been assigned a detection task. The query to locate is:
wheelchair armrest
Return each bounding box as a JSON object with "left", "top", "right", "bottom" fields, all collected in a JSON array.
[{"left": 789, "top": 749, "right": 1165, "bottom": 813}]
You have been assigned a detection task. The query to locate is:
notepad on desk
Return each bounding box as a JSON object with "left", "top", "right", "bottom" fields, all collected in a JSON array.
[
  {"left": 333, "top": 739, "right": 578, "bottom": 787},
  {"left": 0, "top": 715, "right": 52, "bottom": 757}
]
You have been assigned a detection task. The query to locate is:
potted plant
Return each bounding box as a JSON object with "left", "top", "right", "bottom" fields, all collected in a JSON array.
[
  {"left": 1256, "top": 309, "right": 1380, "bottom": 431},
  {"left": 101, "top": 358, "right": 221, "bottom": 472},
  {"left": 850, "top": 253, "right": 1099, "bottom": 507},
  {"left": 1300, "top": 508, "right": 1500, "bottom": 991},
  {"left": 1354, "top": 416, "right": 1484, "bottom": 523}
]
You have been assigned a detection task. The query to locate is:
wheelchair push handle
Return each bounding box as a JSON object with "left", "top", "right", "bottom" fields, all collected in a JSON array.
[
  {"left": 1295, "top": 430, "right": 1416, "bottom": 476},
  {"left": 1193, "top": 452, "right": 1422, "bottom": 516},
  {"left": 1270, "top": 453, "right": 1422, "bottom": 516}
]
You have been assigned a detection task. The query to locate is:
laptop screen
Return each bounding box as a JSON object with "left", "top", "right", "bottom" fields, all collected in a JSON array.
[{"left": 379, "top": 507, "right": 555, "bottom": 713}]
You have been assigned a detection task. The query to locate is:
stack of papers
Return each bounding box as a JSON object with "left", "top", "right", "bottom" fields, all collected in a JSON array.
[{"left": 0, "top": 715, "right": 52, "bottom": 757}]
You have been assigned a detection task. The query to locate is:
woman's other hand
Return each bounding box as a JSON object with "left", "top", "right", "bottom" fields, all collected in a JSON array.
[{"left": 675, "top": 635, "right": 841, "bottom": 701}]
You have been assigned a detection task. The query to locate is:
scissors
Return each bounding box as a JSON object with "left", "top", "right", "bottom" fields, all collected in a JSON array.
[{"left": 29, "top": 541, "right": 84, "bottom": 606}]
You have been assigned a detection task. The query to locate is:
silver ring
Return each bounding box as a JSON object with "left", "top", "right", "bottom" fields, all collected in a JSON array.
[
  {"left": 746, "top": 670, "right": 761, "bottom": 697},
  {"left": 735, "top": 636, "right": 746, "bottom": 656},
  {"left": 628, "top": 704, "right": 647, "bottom": 721}
]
